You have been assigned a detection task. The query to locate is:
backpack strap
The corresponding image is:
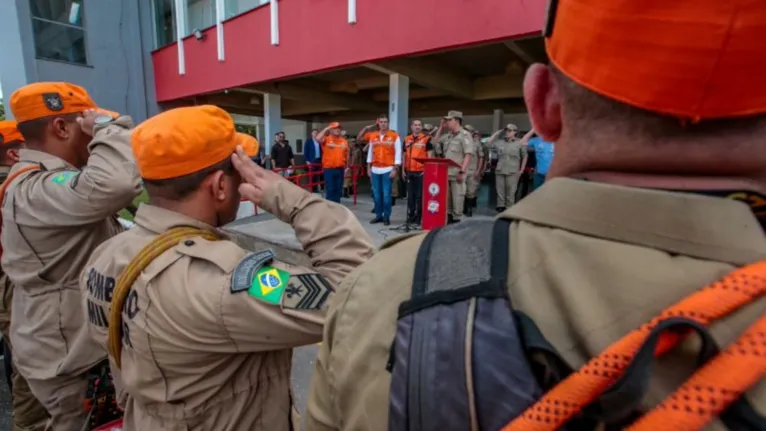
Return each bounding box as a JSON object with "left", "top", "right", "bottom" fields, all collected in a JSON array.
[
  {"left": 108, "top": 226, "right": 221, "bottom": 369},
  {"left": 503, "top": 260, "right": 766, "bottom": 431}
]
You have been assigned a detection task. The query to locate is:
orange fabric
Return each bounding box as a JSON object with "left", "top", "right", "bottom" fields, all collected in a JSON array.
[
  {"left": 0, "top": 164, "right": 41, "bottom": 258},
  {"left": 502, "top": 261, "right": 766, "bottom": 431},
  {"left": 0, "top": 121, "right": 24, "bottom": 145},
  {"left": 546, "top": 0, "right": 766, "bottom": 120},
  {"left": 329, "top": 122, "right": 341, "bottom": 129},
  {"left": 321, "top": 136, "right": 348, "bottom": 169},
  {"left": 404, "top": 133, "right": 430, "bottom": 172},
  {"left": 132, "top": 105, "right": 256, "bottom": 180},
  {"left": 9, "top": 82, "right": 113, "bottom": 123},
  {"left": 627, "top": 314, "right": 766, "bottom": 431},
  {"left": 366, "top": 130, "right": 398, "bottom": 168}
]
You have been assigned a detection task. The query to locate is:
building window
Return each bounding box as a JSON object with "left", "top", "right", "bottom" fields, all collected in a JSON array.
[
  {"left": 153, "top": 0, "right": 176, "bottom": 48},
  {"left": 225, "top": 0, "right": 269, "bottom": 20},
  {"left": 31, "top": 0, "right": 87, "bottom": 65}
]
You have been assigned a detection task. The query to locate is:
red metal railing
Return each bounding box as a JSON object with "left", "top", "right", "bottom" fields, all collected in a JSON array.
[{"left": 239, "top": 163, "right": 364, "bottom": 215}]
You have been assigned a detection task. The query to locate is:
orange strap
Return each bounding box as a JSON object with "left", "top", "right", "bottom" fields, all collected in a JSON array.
[
  {"left": 0, "top": 164, "right": 40, "bottom": 257},
  {"left": 502, "top": 261, "right": 766, "bottom": 431},
  {"left": 627, "top": 314, "right": 766, "bottom": 431}
]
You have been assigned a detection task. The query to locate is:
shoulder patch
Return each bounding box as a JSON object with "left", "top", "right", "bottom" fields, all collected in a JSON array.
[
  {"left": 51, "top": 171, "right": 77, "bottom": 185},
  {"left": 230, "top": 249, "right": 275, "bottom": 294},
  {"left": 282, "top": 272, "right": 333, "bottom": 311},
  {"left": 248, "top": 265, "right": 290, "bottom": 304}
]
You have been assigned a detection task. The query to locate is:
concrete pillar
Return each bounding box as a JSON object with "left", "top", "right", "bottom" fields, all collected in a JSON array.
[
  {"left": 263, "top": 93, "right": 282, "bottom": 162},
  {"left": 492, "top": 109, "right": 504, "bottom": 132},
  {"left": 389, "top": 74, "right": 409, "bottom": 135},
  {"left": 0, "top": 0, "right": 33, "bottom": 118}
]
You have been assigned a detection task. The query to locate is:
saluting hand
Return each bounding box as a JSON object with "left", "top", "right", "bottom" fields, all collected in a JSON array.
[
  {"left": 76, "top": 109, "right": 99, "bottom": 137},
  {"left": 232, "top": 146, "right": 285, "bottom": 206}
]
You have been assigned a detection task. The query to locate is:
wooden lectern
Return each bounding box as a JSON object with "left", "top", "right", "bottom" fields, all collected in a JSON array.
[{"left": 414, "top": 157, "right": 462, "bottom": 230}]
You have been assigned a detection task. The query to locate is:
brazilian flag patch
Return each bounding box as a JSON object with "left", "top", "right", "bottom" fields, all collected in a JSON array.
[{"left": 249, "top": 266, "right": 290, "bottom": 305}]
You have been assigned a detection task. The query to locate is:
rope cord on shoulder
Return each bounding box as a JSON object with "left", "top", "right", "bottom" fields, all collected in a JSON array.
[
  {"left": 108, "top": 226, "right": 220, "bottom": 369},
  {"left": 0, "top": 165, "right": 40, "bottom": 258}
]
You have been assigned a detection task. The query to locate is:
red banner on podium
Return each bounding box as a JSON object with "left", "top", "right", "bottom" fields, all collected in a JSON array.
[{"left": 414, "top": 157, "right": 461, "bottom": 230}]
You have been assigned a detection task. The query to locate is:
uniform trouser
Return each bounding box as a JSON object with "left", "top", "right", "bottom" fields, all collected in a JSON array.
[
  {"left": 447, "top": 178, "right": 466, "bottom": 220},
  {"left": 406, "top": 172, "right": 424, "bottom": 223},
  {"left": 323, "top": 168, "right": 344, "bottom": 203},
  {"left": 371, "top": 172, "right": 393, "bottom": 219},
  {"left": 496, "top": 173, "right": 519, "bottom": 208},
  {"left": 465, "top": 171, "right": 480, "bottom": 199},
  {"left": 0, "top": 298, "right": 49, "bottom": 431},
  {"left": 26, "top": 374, "right": 89, "bottom": 431}
]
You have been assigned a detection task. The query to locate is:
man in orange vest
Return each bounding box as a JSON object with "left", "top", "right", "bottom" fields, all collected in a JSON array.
[
  {"left": 403, "top": 119, "right": 434, "bottom": 225},
  {"left": 358, "top": 115, "right": 402, "bottom": 226},
  {"left": 316, "top": 122, "right": 350, "bottom": 203}
]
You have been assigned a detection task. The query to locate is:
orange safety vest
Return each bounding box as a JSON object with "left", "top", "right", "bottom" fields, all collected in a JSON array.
[
  {"left": 321, "top": 135, "right": 349, "bottom": 169},
  {"left": 404, "top": 133, "right": 430, "bottom": 172},
  {"left": 367, "top": 130, "right": 399, "bottom": 168}
]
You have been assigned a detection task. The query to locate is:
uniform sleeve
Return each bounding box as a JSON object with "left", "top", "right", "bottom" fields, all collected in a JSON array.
[
  {"left": 394, "top": 136, "right": 402, "bottom": 166},
  {"left": 366, "top": 142, "right": 373, "bottom": 164},
  {"left": 17, "top": 118, "right": 141, "bottom": 228},
  {"left": 260, "top": 179, "right": 374, "bottom": 285},
  {"left": 520, "top": 143, "right": 529, "bottom": 159},
  {"left": 463, "top": 134, "right": 477, "bottom": 156}
]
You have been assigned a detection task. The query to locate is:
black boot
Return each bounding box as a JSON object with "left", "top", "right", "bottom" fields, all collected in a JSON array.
[
  {"left": 370, "top": 217, "right": 383, "bottom": 224},
  {"left": 343, "top": 188, "right": 350, "bottom": 198}
]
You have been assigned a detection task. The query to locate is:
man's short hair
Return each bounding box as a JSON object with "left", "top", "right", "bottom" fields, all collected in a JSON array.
[
  {"left": 143, "top": 158, "right": 235, "bottom": 200},
  {"left": 17, "top": 113, "right": 80, "bottom": 142},
  {"left": 411, "top": 119, "right": 423, "bottom": 125},
  {"left": 312, "top": 129, "right": 319, "bottom": 133},
  {"left": 553, "top": 66, "right": 766, "bottom": 141},
  {"left": 378, "top": 114, "right": 389, "bottom": 121}
]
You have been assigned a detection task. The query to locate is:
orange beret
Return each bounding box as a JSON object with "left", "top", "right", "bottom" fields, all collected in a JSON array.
[
  {"left": 329, "top": 122, "right": 341, "bottom": 129},
  {"left": 10, "top": 82, "right": 117, "bottom": 123},
  {"left": 132, "top": 105, "right": 257, "bottom": 180},
  {"left": 546, "top": 0, "right": 766, "bottom": 120},
  {"left": 0, "top": 121, "right": 24, "bottom": 145}
]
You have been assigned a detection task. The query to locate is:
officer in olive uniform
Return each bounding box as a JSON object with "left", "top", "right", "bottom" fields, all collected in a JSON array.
[
  {"left": 1, "top": 83, "right": 141, "bottom": 431},
  {"left": 305, "top": 0, "right": 766, "bottom": 429},
  {"left": 462, "top": 126, "right": 484, "bottom": 217},
  {"left": 0, "top": 121, "right": 49, "bottom": 431},
  {"left": 432, "top": 111, "right": 475, "bottom": 223},
  {"left": 488, "top": 124, "right": 527, "bottom": 211},
  {"left": 81, "top": 105, "right": 374, "bottom": 431}
]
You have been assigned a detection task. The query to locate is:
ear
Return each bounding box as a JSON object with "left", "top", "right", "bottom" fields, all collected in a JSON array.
[
  {"left": 523, "top": 64, "right": 562, "bottom": 143},
  {"left": 6, "top": 148, "right": 20, "bottom": 164},
  {"left": 50, "top": 117, "right": 71, "bottom": 140},
  {"left": 207, "top": 170, "right": 228, "bottom": 201}
]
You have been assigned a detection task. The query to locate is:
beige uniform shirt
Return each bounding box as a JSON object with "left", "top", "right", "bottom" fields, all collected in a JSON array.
[
  {"left": 306, "top": 178, "right": 765, "bottom": 431},
  {"left": 466, "top": 137, "right": 485, "bottom": 174},
  {"left": 443, "top": 128, "right": 475, "bottom": 178},
  {"left": 492, "top": 137, "right": 527, "bottom": 175},
  {"left": 1, "top": 117, "right": 141, "bottom": 381},
  {"left": 82, "top": 180, "right": 374, "bottom": 431}
]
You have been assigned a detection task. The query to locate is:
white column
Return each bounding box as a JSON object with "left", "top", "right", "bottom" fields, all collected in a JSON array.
[
  {"left": 215, "top": 0, "right": 225, "bottom": 61},
  {"left": 174, "top": 0, "right": 188, "bottom": 75},
  {"left": 264, "top": 93, "right": 282, "bottom": 163},
  {"left": 389, "top": 74, "right": 409, "bottom": 135},
  {"left": 348, "top": 0, "right": 357, "bottom": 24},
  {"left": 270, "top": 0, "right": 279, "bottom": 46},
  {"left": 492, "top": 109, "right": 504, "bottom": 131}
]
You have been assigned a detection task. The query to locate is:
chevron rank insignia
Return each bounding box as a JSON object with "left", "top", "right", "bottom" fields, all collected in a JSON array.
[
  {"left": 282, "top": 273, "right": 333, "bottom": 311},
  {"left": 230, "top": 249, "right": 275, "bottom": 294}
]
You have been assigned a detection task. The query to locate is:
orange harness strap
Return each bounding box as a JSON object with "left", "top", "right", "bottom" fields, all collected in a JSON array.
[
  {"left": 502, "top": 261, "right": 766, "bottom": 431},
  {"left": 0, "top": 165, "right": 40, "bottom": 258}
]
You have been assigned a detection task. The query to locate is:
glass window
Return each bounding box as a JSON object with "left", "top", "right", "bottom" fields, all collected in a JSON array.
[
  {"left": 224, "top": 0, "right": 269, "bottom": 20},
  {"left": 153, "top": 0, "right": 176, "bottom": 48},
  {"left": 187, "top": 0, "right": 215, "bottom": 32},
  {"left": 30, "top": 0, "right": 87, "bottom": 65}
]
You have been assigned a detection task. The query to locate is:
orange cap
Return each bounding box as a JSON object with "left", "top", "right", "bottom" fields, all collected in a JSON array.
[
  {"left": 545, "top": 0, "right": 766, "bottom": 120},
  {"left": 329, "top": 122, "right": 341, "bottom": 129},
  {"left": 131, "top": 105, "right": 257, "bottom": 180},
  {"left": 0, "top": 121, "right": 24, "bottom": 145},
  {"left": 10, "top": 82, "right": 116, "bottom": 123}
]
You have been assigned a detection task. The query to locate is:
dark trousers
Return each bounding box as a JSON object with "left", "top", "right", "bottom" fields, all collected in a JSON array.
[
  {"left": 406, "top": 172, "right": 424, "bottom": 223},
  {"left": 324, "top": 168, "right": 344, "bottom": 203}
]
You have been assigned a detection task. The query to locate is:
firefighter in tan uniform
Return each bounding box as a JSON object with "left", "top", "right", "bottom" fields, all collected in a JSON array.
[
  {"left": 305, "top": 0, "right": 766, "bottom": 429},
  {"left": 432, "top": 111, "right": 474, "bottom": 223},
  {"left": 488, "top": 124, "right": 527, "bottom": 211},
  {"left": 0, "top": 121, "right": 49, "bottom": 431},
  {"left": 462, "top": 125, "right": 484, "bottom": 217},
  {"left": 1, "top": 83, "right": 141, "bottom": 431},
  {"left": 81, "top": 105, "right": 374, "bottom": 431}
]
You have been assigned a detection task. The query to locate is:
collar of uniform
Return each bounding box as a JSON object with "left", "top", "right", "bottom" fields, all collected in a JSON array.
[
  {"left": 18, "top": 148, "right": 74, "bottom": 171},
  {"left": 134, "top": 204, "right": 226, "bottom": 238},
  {"left": 504, "top": 178, "right": 766, "bottom": 266}
]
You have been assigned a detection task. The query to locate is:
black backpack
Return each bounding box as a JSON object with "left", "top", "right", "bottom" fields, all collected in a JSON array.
[{"left": 386, "top": 219, "right": 765, "bottom": 431}]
